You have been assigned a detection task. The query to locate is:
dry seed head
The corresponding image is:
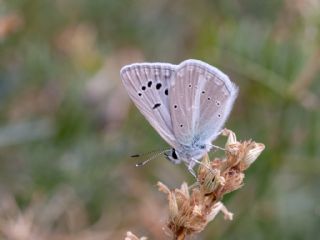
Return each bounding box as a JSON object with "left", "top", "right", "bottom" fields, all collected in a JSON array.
[
  {"left": 222, "top": 128, "right": 265, "bottom": 171},
  {"left": 158, "top": 182, "right": 179, "bottom": 219},
  {"left": 197, "top": 153, "right": 211, "bottom": 178},
  {"left": 200, "top": 168, "right": 225, "bottom": 194},
  {"left": 157, "top": 129, "right": 265, "bottom": 239},
  {"left": 192, "top": 205, "right": 202, "bottom": 217},
  {"left": 206, "top": 202, "right": 233, "bottom": 222},
  {"left": 169, "top": 194, "right": 179, "bottom": 220},
  {"left": 157, "top": 181, "right": 234, "bottom": 237},
  {"left": 222, "top": 128, "right": 238, "bottom": 146},
  {"left": 225, "top": 142, "right": 246, "bottom": 168},
  {"left": 222, "top": 168, "right": 245, "bottom": 194},
  {"left": 176, "top": 183, "right": 190, "bottom": 199},
  {"left": 240, "top": 142, "right": 265, "bottom": 170},
  {"left": 198, "top": 155, "right": 225, "bottom": 194}
]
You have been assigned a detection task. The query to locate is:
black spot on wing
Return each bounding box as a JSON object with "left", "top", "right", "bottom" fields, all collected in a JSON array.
[
  {"left": 156, "top": 83, "right": 162, "bottom": 90},
  {"left": 141, "top": 86, "right": 146, "bottom": 91},
  {"left": 153, "top": 103, "right": 161, "bottom": 109},
  {"left": 148, "top": 81, "right": 152, "bottom": 87},
  {"left": 165, "top": 89, "right": 168, "bottom": 95}
]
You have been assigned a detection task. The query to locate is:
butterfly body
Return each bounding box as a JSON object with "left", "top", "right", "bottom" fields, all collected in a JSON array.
[{"left": 120, "top": 59, "right": 238, "bottom": 173}]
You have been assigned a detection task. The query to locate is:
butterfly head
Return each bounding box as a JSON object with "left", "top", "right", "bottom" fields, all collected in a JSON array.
[
  {"left": 164, "top": 148, "right": 182, "bottom": 165},
  {"left": 165, "top": 142, "right": 211, "bottom": 165}
]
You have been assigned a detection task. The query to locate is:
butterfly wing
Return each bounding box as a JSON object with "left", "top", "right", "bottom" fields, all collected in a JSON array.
[
  {"left": 120, "top": 63, "right": 179, "bottom": 148},
  {"left": 169, "top": 59, "right": 238, "bottom": 146}
]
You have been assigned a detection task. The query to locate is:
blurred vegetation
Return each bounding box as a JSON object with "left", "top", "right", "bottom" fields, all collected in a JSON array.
[{"left": 0, "top": 0, "right": 319, "bottom": 239}]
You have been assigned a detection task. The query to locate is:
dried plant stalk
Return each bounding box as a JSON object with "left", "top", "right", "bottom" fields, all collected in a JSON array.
[{"left": 158, "top": 129, "right": 265, "bottom": 239}]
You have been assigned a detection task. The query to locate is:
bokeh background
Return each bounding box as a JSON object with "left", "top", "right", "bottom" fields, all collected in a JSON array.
[{"left": 0, "top": 0, "right": 319, "bottom": 239}]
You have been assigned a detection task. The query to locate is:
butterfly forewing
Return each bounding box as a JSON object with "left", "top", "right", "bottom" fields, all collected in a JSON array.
[
  {"left": 121, "top": 63, "right": 179, "bottom": 148},
  {"left": 169, "top": 60, "right": 238, "bottom": 146}
]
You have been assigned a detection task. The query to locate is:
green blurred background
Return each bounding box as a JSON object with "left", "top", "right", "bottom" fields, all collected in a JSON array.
[{"left": 0, "top": 0, "right": 319, "bottom": 239}]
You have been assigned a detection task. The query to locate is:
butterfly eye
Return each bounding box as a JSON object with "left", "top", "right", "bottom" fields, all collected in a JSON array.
[{"left": 171, "top": 149, "right": 178, "bottom": 160}]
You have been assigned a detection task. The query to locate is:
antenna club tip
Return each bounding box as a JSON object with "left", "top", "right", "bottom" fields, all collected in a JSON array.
[{"left": 135, "top": 162, "right": 144, "bottom": 167}]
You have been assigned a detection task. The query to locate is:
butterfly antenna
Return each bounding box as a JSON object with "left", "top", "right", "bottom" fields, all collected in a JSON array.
[
  {"left": 130, "top": 148, "right": 168, "bottom": 158},
  {"left": 191, "top": 158, "right": 216, "bottom": 175},
  {"left": 135, "top": 149, "right": 169, "bottom": 167},
  {"left": 135, "top": 158, "right": 153, "bottom": 167}
]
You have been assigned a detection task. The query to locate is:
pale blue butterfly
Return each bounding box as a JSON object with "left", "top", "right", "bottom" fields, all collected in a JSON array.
[{"left": 120, "top": 59, "right": 238, "bottom": 176}]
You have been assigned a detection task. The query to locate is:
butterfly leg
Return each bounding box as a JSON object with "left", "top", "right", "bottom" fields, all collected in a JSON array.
[
  {"left": 189, "top": 157, "right": 216, "bottom": 176},
  {"left": 208, "top": 143, "right": 226, "bottom": 151},
  {"left": 187, "top": 161, "right": 197, "bottom": 179},
  {"left": 185, "top": 159, "right": 197, "bottom": 179}
]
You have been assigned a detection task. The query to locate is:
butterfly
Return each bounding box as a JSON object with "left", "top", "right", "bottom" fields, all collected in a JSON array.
[{"left": 120, "top": 59, "right": 238, "bottom": 176}]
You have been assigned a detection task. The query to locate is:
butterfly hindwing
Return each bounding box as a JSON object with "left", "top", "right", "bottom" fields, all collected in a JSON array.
[
  {"left": 120, "top": 63, "right": 178, "bottom": 148},
  {"left": 169, "top": 60, "right": 238, "bottom": 146}
]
